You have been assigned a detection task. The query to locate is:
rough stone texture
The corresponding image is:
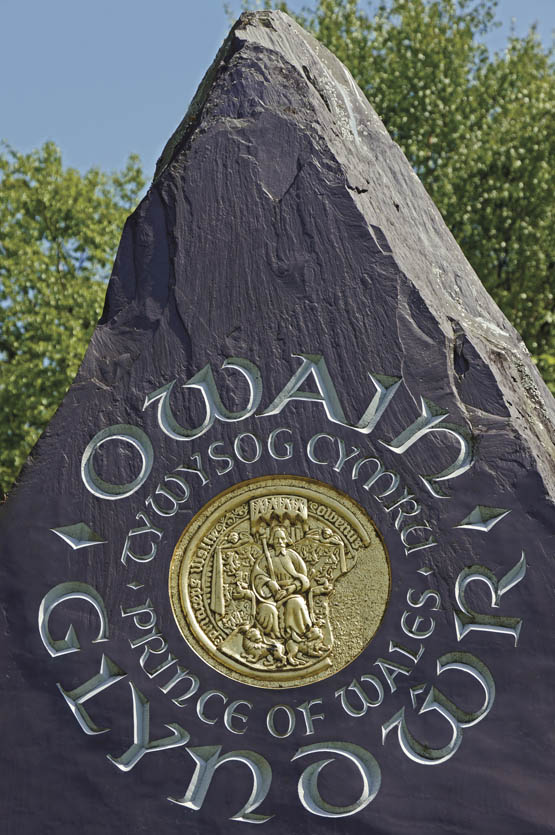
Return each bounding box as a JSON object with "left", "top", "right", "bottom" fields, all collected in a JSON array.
[{"left": 1, "top": 10, "right": 554, "bottom": 834}]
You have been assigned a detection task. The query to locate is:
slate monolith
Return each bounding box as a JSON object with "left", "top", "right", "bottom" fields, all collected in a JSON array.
[{"left": 1, "top": 10, "right": 554, "bottom": 834}]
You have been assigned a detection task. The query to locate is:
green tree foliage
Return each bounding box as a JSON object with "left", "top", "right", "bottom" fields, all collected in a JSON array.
[
  {"left": 0, "top": 142, "right": 144, "bottom": 494},
  {"left": 244, "top": 0, "right": 555, "bottom": 386}
]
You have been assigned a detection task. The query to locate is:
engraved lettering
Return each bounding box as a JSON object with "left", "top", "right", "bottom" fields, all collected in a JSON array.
[
  {"left": 401, "top": 610, "right": 435, "bottom": 639},
  {"left": 267, "top": 427, "right": 293, "bottom": 460},
  {"left": 407, "top": 587, "right": 441, "bottom": 611},
  {"left": 352, "top": 457, "right": 399, "bottom": 497},
  {"left": 175, "top": 452, "right": 209, "bottom": 484},
  {"left": 306, "top": 433, "right": 334, "bottom": 465},
  {"left": 107, "top": 682, "right": 189, "bottom": 770},
  {"left": 401, "top": 522, "right": 437, "bottom": 556},
  {"left": 121, "top": 598, "right": 157, "bottom": 630},
  {"left": 121, "top": 511, "right": 163, "bottom": 565},
  {"left": 38, "top": 581, "right": 109, "bottom": 657},
  {"left": 224, "top": 700, "right": 253, "bottom": 734},
  {"left": 196, "top": 690, "right": 228, "bottom": 725},
  {"left": 169, "top": 746, "right": 273, "bottom": 823},
  {"left": 351, "top": 374, "right": 402, "bottom": 434},
  {"left": 57, "top": 654, "right": 126, "bottom": 735},
  {"left": 234, "top": 432, "right": 262, "bottom": 464},
  {"left": 382, "top": 652, "right": 495, "bottom": 764},
  {"left": 266, "top": 704, "right": 296, "bottom": 738},
  {"left": 81, "top": 424, "right": 154, "bottom": 500},
  {"left": 293, "top": 742, "right": 381, "bottom": 817},
  {"left": 389, "top": 639, "right": 424, "bottom": 664},
  {"left": 144, "top": 358, "right": 262, "bottom": 442},
  {"left": 208, "top": 441, "right": 234, "bottom": 475},
  {"left": 141, "top": 650, "right": 178, "bottom": 679},
  {"left": 333, "top": 439, "right": 360, "bottom": 473},
  {"left": 374, "top": 658, "right": 412, "bottom": 693},
  {"left": 297, "top": 699, "right": 325, "bottom": 735},
  {"left": 160, "top": 666, "right": 200, "bottom": 706},
  {"left": 261, "top": 354, "right": 348, "bottom": 425},
  {"left": 335, "top": 676, "right": 384, "bottom": 716},
  {"left": 380, "top": 397, "right": 473, "bottom": 497},
  {"left": 454, "top": 554, "right": 526, "bottom": 645},
  {"left": 146, "top": 474, "right": 190, "bottom": 517}
]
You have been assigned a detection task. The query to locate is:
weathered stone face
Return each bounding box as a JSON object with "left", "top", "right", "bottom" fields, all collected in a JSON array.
[{"left": 1, "top": 10, "right": 554, "bottom": 833}]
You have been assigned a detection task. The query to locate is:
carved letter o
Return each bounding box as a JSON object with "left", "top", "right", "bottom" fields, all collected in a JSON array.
[{"left": 81, "top": 424, "right": 154, "bottom": 500}]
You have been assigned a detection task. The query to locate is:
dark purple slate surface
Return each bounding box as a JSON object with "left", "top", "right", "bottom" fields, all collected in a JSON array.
[{"left": 1, "top": 10, "right": 554, "bottom": 833}]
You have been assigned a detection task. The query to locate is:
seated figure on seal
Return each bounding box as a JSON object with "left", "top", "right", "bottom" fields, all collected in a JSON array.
[{"left": 251, "top": 526, "right": 313, "bottom": 664}]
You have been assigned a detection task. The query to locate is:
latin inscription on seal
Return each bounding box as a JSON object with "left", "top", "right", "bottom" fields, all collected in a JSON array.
[{"left": 169, "top": 476, "right": 391, "bottom": 688}]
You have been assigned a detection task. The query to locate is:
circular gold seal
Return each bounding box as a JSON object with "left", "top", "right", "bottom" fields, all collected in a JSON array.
[{"left": 169, "top": 476, "right": 390, "bottom": 688}]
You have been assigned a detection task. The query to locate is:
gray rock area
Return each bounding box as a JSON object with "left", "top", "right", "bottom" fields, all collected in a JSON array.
[{"left": 1, "top": 10, "right": 554, "bottom": 834}]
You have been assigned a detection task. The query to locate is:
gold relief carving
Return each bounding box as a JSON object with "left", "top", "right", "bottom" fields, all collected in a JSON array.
[{"left": 169, "top": 476, "right": 391, "bottom": 688}]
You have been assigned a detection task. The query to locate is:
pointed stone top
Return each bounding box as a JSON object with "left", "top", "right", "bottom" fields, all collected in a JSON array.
[{"left": 144, "top": 9, "right": 553, "bottom": 486}]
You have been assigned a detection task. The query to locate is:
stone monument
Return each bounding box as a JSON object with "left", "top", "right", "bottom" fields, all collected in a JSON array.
[{"left": 1, "top": 10, "right": 554, "bottom": 833}]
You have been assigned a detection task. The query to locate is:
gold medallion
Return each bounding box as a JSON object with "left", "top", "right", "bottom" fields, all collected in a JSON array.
[{"left": 169, "top": 476, "right": 391, "bottom": 688}]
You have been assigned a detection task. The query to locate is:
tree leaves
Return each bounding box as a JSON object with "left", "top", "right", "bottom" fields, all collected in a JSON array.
[{"left": 0, "top": 142, "right": 144, "bottom": 494}]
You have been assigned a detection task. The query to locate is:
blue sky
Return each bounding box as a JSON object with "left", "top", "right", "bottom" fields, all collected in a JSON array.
[{"left": 1, "top": 0, "right": 553, "bottom": 181}]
